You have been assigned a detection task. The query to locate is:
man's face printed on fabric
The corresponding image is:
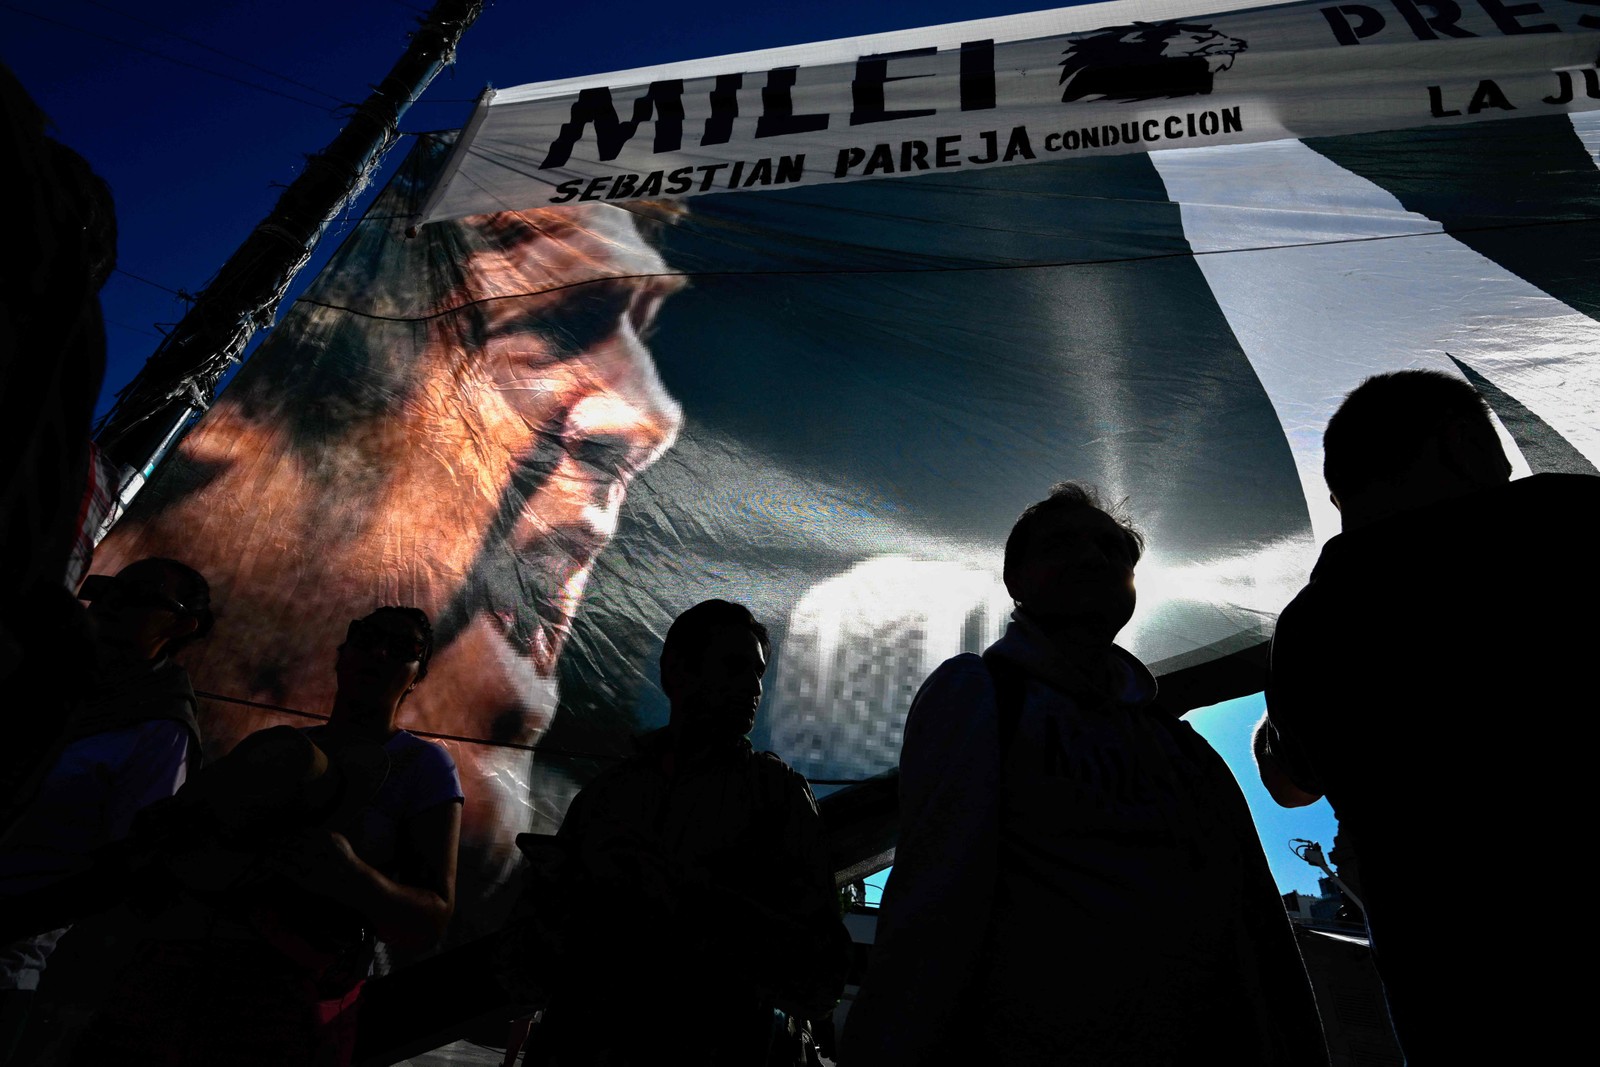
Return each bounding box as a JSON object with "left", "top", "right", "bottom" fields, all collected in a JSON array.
[{"left": 95, "top": 201, "right": 683, "bottom": 890}]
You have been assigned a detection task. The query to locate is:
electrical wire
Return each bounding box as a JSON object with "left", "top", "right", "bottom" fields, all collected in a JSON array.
[
  {"left": 0, "top": 2, "right": 337, "bottom": 113},
  {"left": 292, "top": 212, "right": 1600, "bottom": 328},
  {"left": 191, "top": 688, "right": 899, "bottom": 781},
  {"left": 193, "top": 689, "right": 628, "bottom": 763},
  {"left": 76, "top": 0, "right": 348, "bottom": 105},
  {"left": 105, "top": 318, "right": 163, "bottom": 338},
  {"left": 112, "top": 267, "right": 187, "bottom": 298}
]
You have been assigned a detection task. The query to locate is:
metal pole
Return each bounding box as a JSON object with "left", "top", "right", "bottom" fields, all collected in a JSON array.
[{"left": 94, "top": 0, "right": 485, "bottom": 477}]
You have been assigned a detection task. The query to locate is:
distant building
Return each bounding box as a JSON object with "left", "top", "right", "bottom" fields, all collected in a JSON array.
[
  {"left": 1283, "top": 875, "right": 1360, "bottom": 927},
  {"left": 1277, "top": 876, "right": 1401, "bottom": 1065},
  {"left": 767, "top": 556, "right": 1011, "bottom": 781}
]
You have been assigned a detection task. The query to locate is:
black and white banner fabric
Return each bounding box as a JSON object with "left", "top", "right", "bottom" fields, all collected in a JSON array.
[{"left": 417, "top": 0, "right": 1600, "bottom": 221}]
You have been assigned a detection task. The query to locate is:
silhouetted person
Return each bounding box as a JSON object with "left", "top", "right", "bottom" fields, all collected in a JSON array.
[
  {"left": 0, "top": 62, "right": 118, "bottom": 847},
  {"left": 1255, "top": 369, "right": 1600, "bottom": 1063},
  {"left": 70, "top": 606, "right": 462, "bottom": 1067},
  {"left": 529, "top": 599, "right": 846, "bottom": 1065},
  {"left": 0, "top": 557, "right": 209, "bottom": 1063},
  {"left": 0, "top": 61, "right": 115, "bottom": 624},
  {"left": 844, "top": 484, "right": 1324, "bottom": 1066}
]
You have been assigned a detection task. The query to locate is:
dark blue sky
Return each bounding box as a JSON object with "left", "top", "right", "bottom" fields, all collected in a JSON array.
[{"left": 1, "top": 0, "right": 1089, "bottom": 419}]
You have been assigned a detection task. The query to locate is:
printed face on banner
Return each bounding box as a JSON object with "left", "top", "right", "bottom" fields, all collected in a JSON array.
[
  {"left": 398, "top": 206, "right": 683, "bottom": 871},
  {"left": 95, "top": 199, "right": 682, "bottom": 891}
]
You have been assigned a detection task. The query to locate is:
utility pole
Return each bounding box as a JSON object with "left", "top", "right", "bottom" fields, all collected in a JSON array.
[{"left": 94, "top": 0, "right": 485, "bottom": 485}]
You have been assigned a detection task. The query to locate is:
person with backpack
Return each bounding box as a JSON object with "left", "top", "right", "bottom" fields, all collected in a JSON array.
[{"left": 841, "top": 483, "right": 1324, "bottom": 1066}]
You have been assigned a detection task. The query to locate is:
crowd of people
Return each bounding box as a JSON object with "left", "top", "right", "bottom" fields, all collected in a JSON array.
[
  {"left": 847, "top": 369, "right": 1599, "bottom": 1067},
  {"left": 6, "top": 52, "right": 1596, "bottom": 1067},
  {"left": 5, "top": 367, "right": 1592, "bottom": 1066}
]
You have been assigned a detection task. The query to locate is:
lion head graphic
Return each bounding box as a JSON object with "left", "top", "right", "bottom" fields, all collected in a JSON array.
[{"left": 1060, "top": 21, "right": 1248, "bottom": 103}]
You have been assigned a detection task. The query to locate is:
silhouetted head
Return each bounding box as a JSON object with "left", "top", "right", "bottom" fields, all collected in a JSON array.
[
  {"left": 335, "top": 606, "right": 433, "bottom": 720},
  {"left": 79, "top": 557, "right": 212, "bottom": 660},
  {"left": 1323, "top": 370, "right": 1512, "bottom": 529},
  {"left": 661, "top": 599, "right": 771, "bottom": 741},
  {"left": 1003, "top": 482, "right": 1143, "bottom": 645},
  {"left": 1, "top": 61, "right": 116, "bottom": 293},
  {"left": 47, "top": 140, "right": 117, "bottom": 293}
]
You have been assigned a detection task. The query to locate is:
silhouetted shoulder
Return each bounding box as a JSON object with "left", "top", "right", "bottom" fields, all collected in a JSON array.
[
  {"left": 931, "top": 651, "right": 989, "bottom": 681},
  {"left": 1271, "top": 580, "right": 1331, "bottom": 643},
  {"left": 1512, "top": 472, "right": 1600, "bottom": 511},
  {"left": 905, "top": 652, "right": 995, "bottom": 725},
  {"left": 390, "top": 729, "right": 458, "bottom": 770},
  {"left": 752, "top": 748, "right": 803, "bottom": 777},
  {"left": 569, "top": 754, "right": 646, "bottom": 797},
  {"left": 919, "top": 652, "right": 993, "bottom": 697},
  {"left": 753, "top": 750, "right": 820, "bottom": 809},
  {"left": 386, "top": 730, "right": 464, "bottom": 811}
]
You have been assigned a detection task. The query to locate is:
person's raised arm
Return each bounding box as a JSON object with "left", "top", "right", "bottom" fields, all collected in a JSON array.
[{"left": 275, "top": 798, "right": 461, "bottom": 949}]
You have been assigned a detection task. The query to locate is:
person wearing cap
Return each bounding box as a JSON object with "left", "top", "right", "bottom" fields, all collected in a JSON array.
[{"left": 0, "top": 556, "right": 211, "bottom": 1063}]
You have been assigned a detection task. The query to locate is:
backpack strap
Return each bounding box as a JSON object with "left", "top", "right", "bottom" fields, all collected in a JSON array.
[{"left": 980, "top": 650, "right": 1027, "bottom": 760}]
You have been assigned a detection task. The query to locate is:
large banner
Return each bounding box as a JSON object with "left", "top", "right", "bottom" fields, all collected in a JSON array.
[
  {"left": 419, "top": 0, "right": 1600, "bottom": 220},
  {"left": 97, "top": 14, "right": 1600, "bottom": 934}
]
